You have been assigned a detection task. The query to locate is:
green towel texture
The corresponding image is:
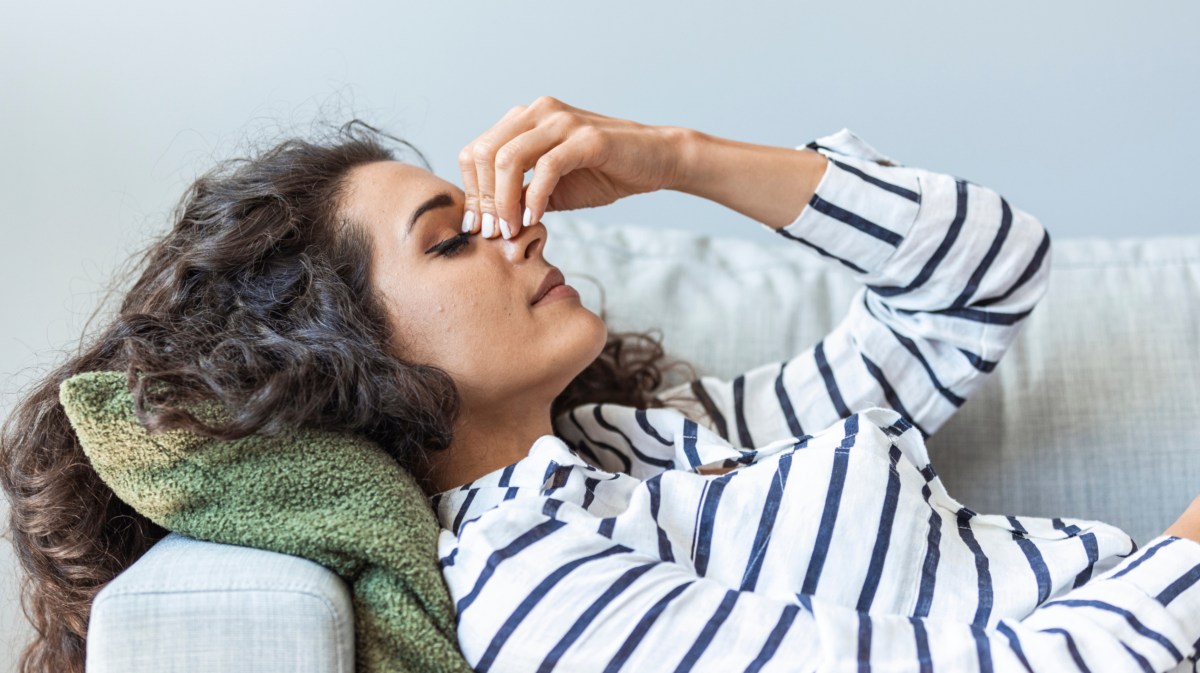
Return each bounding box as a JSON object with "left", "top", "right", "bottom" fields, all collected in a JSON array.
[{"left": 59, "top": 370, "right": 474, "bottom": 673}]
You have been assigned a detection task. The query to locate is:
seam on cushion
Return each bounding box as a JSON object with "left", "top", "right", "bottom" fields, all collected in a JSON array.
[
  {"left": 1053, "top": 258, "right": 1200, "bottom": 269},
  {"left": 93, "top": 586, "right": 349, "bottom": 673}
]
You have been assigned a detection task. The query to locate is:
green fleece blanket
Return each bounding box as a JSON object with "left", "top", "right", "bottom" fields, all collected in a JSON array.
[{"left": 59, "top": 370, "right": 473, "bottom": 673}]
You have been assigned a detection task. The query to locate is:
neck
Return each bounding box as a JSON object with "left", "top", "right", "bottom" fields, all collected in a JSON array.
[{"left": 420, "top": 402, "right": 556, "bottom": 495}]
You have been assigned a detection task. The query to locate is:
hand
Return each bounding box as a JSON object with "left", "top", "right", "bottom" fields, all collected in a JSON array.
[
  {"left": 458, "top": 95, "right": 687, "bottom": 239},
  {"left": 1163, "top": 493, "right": 1200, "bottom": 544}
]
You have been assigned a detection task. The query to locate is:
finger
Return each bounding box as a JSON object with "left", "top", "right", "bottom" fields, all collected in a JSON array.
[
  {"left": 457, "top": 145, "right": 482, "bottom": 234},
  {"left": 523, "top": 136, "right": 590, "bottom": 226},
  {"left": 472, "top": 105, "right": 535, "bottom": 238},
  {"left": 494, "top": 121, "right": 568, "bottom": 237}
]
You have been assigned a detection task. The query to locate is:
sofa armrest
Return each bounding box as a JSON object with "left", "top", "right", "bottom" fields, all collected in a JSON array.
[{"left": 87, "top": 532, "right": 354, "bottom": 673}]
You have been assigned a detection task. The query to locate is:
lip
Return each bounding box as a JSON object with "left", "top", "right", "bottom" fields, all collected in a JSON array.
[{"left": 530, "top": 267, "right": 566, "bottom": 305}]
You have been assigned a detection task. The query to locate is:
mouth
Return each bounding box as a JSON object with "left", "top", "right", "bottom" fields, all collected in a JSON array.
[{"left": 530, "top": 267, "right": 566, "bottom": 305}]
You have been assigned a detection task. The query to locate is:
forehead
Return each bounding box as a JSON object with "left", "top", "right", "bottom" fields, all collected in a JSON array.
[{"left": 343, "top": 160, "right": 462, "bottom": 225}]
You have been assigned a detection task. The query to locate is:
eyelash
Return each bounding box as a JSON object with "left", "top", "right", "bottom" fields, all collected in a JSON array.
[{"left": 437, "top": 232, "right": 471, "bottom": 258}]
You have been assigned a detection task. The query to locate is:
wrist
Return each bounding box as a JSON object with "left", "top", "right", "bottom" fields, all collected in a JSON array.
[{"left": 661, "top": 126, "right": 707, "bottom": 193}]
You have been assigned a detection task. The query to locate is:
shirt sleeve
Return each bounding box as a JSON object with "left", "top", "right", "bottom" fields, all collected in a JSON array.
[
  {"left": 443, "top": 506, "right": 1200, "bottom": 673},
  {"left": 654, "top": 128, "right": 1053, "bottom": 445}
]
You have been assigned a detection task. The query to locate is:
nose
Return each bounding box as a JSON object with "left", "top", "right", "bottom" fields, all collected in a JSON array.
[{"left": 499, "top": 222, "right": 546, "bottom": 260}]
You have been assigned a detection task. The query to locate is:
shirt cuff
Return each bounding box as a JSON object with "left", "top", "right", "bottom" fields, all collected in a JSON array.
[
  {"left": 1056, "top": 534, "right": 1200, "bottom": 658},
  {"left": 773, "top": 141, "right": 923, "bottom": 282}
]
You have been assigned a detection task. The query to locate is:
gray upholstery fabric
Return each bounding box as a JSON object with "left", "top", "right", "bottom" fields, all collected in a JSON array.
[
  {"left": 85, "top": 216, "right": 1200, "bottom": 671},
  {"left": 87, "top": 532, "right": 354, "bottom": 673}
]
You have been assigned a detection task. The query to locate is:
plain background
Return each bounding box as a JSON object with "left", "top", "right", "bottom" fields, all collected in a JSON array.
[{"left": 2, "top": 1, "right": 1197, "bottom": 669}]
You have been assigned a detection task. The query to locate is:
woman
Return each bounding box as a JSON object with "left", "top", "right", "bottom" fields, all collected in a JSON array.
[{"left": 2, "top": 96, "right": 1198, "bottom": 673}]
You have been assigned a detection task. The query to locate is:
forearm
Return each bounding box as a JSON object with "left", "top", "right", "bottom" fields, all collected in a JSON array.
[{"left": 666, "top": 127, "right": 829, "bottom": 231}]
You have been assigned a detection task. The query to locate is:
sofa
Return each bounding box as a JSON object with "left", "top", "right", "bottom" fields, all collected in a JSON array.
[{"left": 80, "top": 213, "right": 1200, "bottom": 671}]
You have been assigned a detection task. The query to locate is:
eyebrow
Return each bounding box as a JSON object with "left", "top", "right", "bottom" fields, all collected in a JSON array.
[{"left": 406, "top": 191, "right": 456, "bottom": 238}]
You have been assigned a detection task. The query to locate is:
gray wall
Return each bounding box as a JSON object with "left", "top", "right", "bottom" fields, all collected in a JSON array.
[{"left": 3, "top": 1, "right": 1197, "bottom": 669}]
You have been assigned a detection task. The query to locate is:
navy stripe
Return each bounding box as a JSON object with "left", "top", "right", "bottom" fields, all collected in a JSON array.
[
  {"left": 860, "top": 291, "right": 967, "bottom": 407},
  {"left": 1038, "top": 628, "right": 1092, "bottom": 672},
  {"left": 955, "top": 508, "right": 994, "bottom": 628},
  {"left": 774, "top": 360, "right": 805, "bottom": 438},
  {"left": 949, "top": 193, "right": 1013, "bottom": 309},
  {"left": 857, "top": 612, "right": 872, "bottom": 671},
  {"left": 689, "top": 481, "right": 708, "bottom": 559},
  {"left": 1120, "top": 644, "right": 1156, "bottom": 673},
  {"left": 957, "top": 347, "right": 998, "bottom": 373},
  {"left": 1111, "top": 537, "right": 1176, "bottom": 579},
  {"left": 777, "top": 226, "right": 870, "bottom": 274},
  {"left": 452, "top": 488, "right": 479, "bottom": 535},
  {"left": 740, "top": 452, "right": 794, "bottom": 591},
  {"left": 995, "top": 621, "right": 1035, "bottom": 673},
  {"left": 671, "top": 590, "right": 740, "bottom": 673},
  {"left": 858, "top": 353, "right": 931, "bottom": 440},
  {"left": 594, "top": 404, "right": 675, "bottom": 469},
  {"left": 971, "top": 623, "right": 995, "bottom": 673},
  {"left": 868, "top": 178, "right": 967, "bottom": 298},
  {"left": 598, "top": 517, "right": 615, "bottom": 538},
  {"left": 802, "top": 414, "right": 858, "bottom": 594},
  {"left": 601, "top": 581, "right": 693, "bottom": 673},
  {"left": 689, "top": 379, "right": 729, "bottom": 441},
  {"left": 645, "top": 475, "right": 676, "bottom": 562},
  {"left": 732, "top": 375, "right": 754, "bottom": 448},
  {"left": 974, "top": 227, "right": 1052, "bottom": 308},
  {"left": 1006, "top": 515, "right": 1052, "bottom": 605},
  {"left": 498, "top": 463, "right": 515, "bottom": 487},
  {"left": 828, "top": 156, "right": 920, "bottom": 203},
  {"left": 814, "top": 339, "right": 852, "bottom": 419},
  {"left": 809, "top": 191, "right": 904, "bottom": 246},
  {"left": 857, "top": 444, "right": 903, "bottom": 611},
  {"left": 743, "top": 605, "right": 802, "bottom": 673},
  {"left": 895, "top": 304, "right": 1034, "bottom": 325},
  {"left": 634, "top": 408, "right": 673, "bottom": 446},
  {"left": 474, "top": 544, "right": 631, "bottom": 673},
  {"left": 566, "top": 407, "right": 632, "bottom": 474},
  {"left": 457, "top": 519, "right": 568, "bottom": 615},
  {"left": 581, "top": 477, "right": 599, "bottom": 511},
  {"left": 537, "top": 562, "right": 660, "bottom": 673},
  {"left": 1072, "top": 532, "right": 1099, "bottom": 588},
  {"left": 692, "top": 477, "right": 730, "bottom": 576},
  {"left": 1037, "top": 598, "right": 1183, "bottom": 661},
  {"left": 681, "top": 418, "right": 703, "bottom": 468},
  {"left": 910, "top": 617, "right": 933, "bottom": 673},
  {"left": 1156, "top": 563, "right": 1200, "bottom": 606},
  {"left": 913, "top": 509, "right": 943, "bottom": 618}
]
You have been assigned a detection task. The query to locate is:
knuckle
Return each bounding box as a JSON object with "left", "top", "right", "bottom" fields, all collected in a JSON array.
[
  {"left": 506, "top": 104, "right": 527, "bottom": 117},
  {"left": 472, "top": 142, "right": 494, "bottom": 164},
  {"left": 531, "top": 95, "right": 560, "bottom": 110},
  {"left": 457, "top": 146, "right": 475, "bottom": 168},
  {"left": 494, "top": 145, "right": 520, "bottom": 169},
  {"left": 547, "top": 109, "right": 574, "bottom": 128},
  {"left": 535, "top": 153, "right": 559, "bottom": 174},
  {"left": 577, "top": 124, "right": 603, "bottom": 144}
]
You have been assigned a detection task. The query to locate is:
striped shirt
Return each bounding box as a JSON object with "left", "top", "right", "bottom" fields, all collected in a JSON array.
[{"left": 431, "top": 128, "right": 1200, "bottom": 673}]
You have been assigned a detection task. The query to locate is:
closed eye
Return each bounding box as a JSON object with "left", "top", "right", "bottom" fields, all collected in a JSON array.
[{"left": 432, "top": 232, "right": 471, "bottom": 258}]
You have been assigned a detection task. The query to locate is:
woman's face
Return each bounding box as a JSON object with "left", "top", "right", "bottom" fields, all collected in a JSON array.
[{"left": 342, "top": 160, "right": 608, "bottom": 419}]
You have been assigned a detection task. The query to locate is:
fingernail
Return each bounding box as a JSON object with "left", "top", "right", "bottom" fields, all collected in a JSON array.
[
  {"left": 462, "top": 210, "right": 475, "bottom": 233},
  {"left": 481, "top": 212, "right": 494, "bottom": 237},
  {"left": 499, "top": 218, "right": 512, "bottom": 239},
  {"left": 522, "top": 207, "right": 532, "bottom": 228}
]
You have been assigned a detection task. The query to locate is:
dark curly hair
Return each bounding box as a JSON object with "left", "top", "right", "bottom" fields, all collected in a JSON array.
[{"left": 0, "top": 119, "right": 699, "bottom": 673}]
